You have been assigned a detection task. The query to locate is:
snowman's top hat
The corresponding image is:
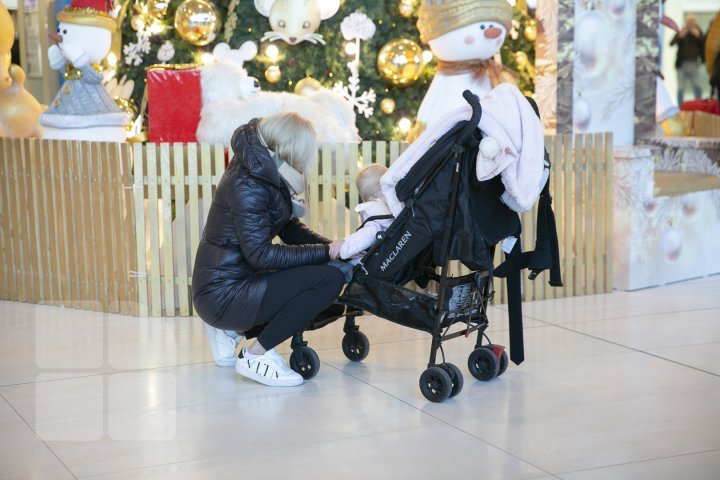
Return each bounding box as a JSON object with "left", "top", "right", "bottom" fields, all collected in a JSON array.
[
  {"left": 57, "top": 0, "right": 116, "bottom": 32},
  {"left": 417, "top": 0, "right": 513, "bottom": 44}
]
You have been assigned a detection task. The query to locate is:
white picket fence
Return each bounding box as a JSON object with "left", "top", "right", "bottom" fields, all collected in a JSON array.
[{"left": 1, "top": 134, "right": 613, "bottom": 317}]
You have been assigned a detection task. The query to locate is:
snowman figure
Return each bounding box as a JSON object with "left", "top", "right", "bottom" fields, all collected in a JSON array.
[
  {"left": 413, "top": 0, "right": 515, "bottom": 137},
  {"left": 41, "top": 0, "right": 128, "bottom": 142}
]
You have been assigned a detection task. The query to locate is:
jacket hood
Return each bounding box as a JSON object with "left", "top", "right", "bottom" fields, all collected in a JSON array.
[{"left": 229, "top": 118, "right": 283, "bottom": 187}]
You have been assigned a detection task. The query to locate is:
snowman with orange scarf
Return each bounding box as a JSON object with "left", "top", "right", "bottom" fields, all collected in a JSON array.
[{"left": 411, "top": 0, "right": 517, "bottom": 140}]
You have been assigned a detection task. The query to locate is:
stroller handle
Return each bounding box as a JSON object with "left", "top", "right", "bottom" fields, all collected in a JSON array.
[{"left": 461, "top": 90, "right": 482, "bottom": 143}]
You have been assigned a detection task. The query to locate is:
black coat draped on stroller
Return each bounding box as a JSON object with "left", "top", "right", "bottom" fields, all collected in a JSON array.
[{"left": 248, "top": 91, "right": 562, "bottom": 402}]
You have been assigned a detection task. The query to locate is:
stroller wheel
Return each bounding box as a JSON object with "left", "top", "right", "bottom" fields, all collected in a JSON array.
[
  {"left": 419, "top": 366, "right": 453, "bottom": 403},
  {"left": 439, "top": 363, "right": 464, "bottom": 397},
  {"left": 468, "top": 348, "right": 500, "bottom": 381},
  {"left": 290, "top": 346, "right": 320, "bottom": 380},
  {"left": 342, "top": 330, "right": 370, "bottom": 362},
  {"left": 482, "top": 345, "right": 509, "bottom": 377}
]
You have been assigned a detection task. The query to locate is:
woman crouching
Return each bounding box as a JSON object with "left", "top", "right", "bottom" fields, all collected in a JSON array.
[{"left": 192, "top": 112, "right": 344, "bottom": 387}]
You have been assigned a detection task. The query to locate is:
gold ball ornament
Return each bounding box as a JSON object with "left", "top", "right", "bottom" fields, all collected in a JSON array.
[
  {"left": 398, "top": 1, "right": 414, "bottom": 18},
  {"left": 294, "top": 77, "right": 322, "bottom": 95},
  {"left": 147, "top": 0, "right": 170, "bottom": 19},
  {"left": 265, "top": 65, "right": 281, "bottom": 83},
  {"left": 174, "top": 0, "right": 221, "bottom": 47},
  {"left": 524, "top": 21, "right": 537, "bottom": 42},
  {"left": 514, "top": 51, "right": 530, "bottom": 68},
  {"left": 130, "top": 14, "right": 146, "bottom": 32},
  {"left": 380, "top": 98, "right": 396, "bottom": 114},
  {"left": 377, "top": 38, "right": 425, "bottom": 87}
]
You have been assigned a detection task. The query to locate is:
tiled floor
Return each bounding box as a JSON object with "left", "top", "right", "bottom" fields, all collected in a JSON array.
[{"left": 1, "top": 276, "right": 719, "bottom": 479}]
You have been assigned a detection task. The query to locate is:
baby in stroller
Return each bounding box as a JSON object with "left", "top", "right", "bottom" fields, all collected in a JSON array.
[{"left": 329, "top": 164, "right": 395, "bottom": 280}]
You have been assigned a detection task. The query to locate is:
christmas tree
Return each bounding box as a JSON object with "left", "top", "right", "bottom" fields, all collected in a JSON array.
[
  {"left": 116, "top": 0, "right": 535, "bottom": 141},
  {"left": 502, "top": 6, "right": 536, "bottom": 96},
  {"left": 224, "top": 0, "right": 432, "bottom": 140},
  {"left": 116, "top": 0, "right": 231, "bottom": 115}
]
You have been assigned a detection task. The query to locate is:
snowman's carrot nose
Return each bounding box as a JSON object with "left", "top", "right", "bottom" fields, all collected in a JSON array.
[
  {"left": 49, "top": 32, "right": 63, "bottom": 43},
  {"left": 484, "top": 27, "right": 502, "bottom": 39}
]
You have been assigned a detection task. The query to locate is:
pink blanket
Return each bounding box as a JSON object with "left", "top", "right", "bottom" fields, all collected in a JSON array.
[{"left": 381, "top": 84, "right": 545, "bottom": 214}]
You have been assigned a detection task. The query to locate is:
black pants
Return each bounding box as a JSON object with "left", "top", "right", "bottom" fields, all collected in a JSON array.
[{"left": 253, "top": 265, "right": 344, "bottom": 350}]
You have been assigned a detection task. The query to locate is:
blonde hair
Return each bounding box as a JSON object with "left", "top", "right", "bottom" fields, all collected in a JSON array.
[
  {"left": 258, "top": 112, "right": 317, "bottom": 173},
  {"left": 357, "top": 164, "right": 388, "bottom": 202}
]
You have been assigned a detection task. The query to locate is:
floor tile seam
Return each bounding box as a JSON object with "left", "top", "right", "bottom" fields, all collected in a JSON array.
[
  {"left": 297, "top": 323, "right": 552, "bottom": 354},
  {"left": 3, "top": 369, "right": 383, "bottom": 428},
  {"left": 646, "top": 339, "right": 720, "bottom": 352},
  {"left": 536, "top": 323, "right": 720, "bottom": 379},
  {"left": 4, "top": 375, "right": 377, "bottom": 429},
  {"left": 555, "top": 305, "right": 720, "bottom": 325},
  {"left": 553, "top": 448, "right": 720, "bottom": 477},
  {"left": 525, "top": 312, "right": 720, "bottom": 353},
  {"left": 0, "top": 361, "right": 224, "bottom": 388},
  {"left": 321, "top": 362, "right": 557, "bottom": 478},
  {"left": 0, "top": 390, "right": 79, "bottom": 480},
  {"left": 519, "top": 304, "right": 720, "bottom": 325},
  {"left": 72, "top": 424, "right": 438, "bottom": 479}
]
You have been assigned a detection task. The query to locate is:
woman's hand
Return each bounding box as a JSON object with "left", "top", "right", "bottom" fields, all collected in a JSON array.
[{"left": 329, "top": 240, "right": 345, "bottom": 260}]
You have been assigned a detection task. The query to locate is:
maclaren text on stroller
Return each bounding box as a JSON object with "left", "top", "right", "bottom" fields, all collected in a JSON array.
[{"left": 261, "top": 90, "right": 562, "bottom": 402}]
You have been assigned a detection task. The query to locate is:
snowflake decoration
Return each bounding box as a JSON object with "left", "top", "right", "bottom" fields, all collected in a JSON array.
[
  {"left": 156, "top": 40, "right": 175, "bottom": 64},
  {"left": 333, "top": 61, "right": 376, "bottom": 118},
  {"left": 123, "top": 30, "right": 151, "bottom": 66},
  {"left": 340, "top": 11, "right": 376, "bottom": 41}
]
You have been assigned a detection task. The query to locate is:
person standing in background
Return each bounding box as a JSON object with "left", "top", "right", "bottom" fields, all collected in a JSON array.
[
  {"left": 671, "top": 15, "right": 705, "bottom": 105},
  {"left": 705, "top": 10, "right": 720, "bottom": 99}
]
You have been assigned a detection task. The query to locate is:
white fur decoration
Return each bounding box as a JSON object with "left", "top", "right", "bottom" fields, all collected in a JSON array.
[
  {"left": 201, "top": 42, "right": 261, "bottom": 107},
  {"left": 198, "top": 48, "right": 360, "bottom": 148},
  {"left": 212, "top": 41, "right": 257, "bottom": 68},
  {"left": 197, "top": 90, "right": 361, "bottom": 147}
]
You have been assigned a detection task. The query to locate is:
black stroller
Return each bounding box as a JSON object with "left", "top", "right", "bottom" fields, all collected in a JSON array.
[{"left": 255, "top": 91, "right": 561, "bottom": 402}]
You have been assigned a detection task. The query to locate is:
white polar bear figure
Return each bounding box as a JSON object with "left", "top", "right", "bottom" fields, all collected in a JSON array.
[
  {"left": 414, "top": 0, "right": 515, "bottom": 134},
  {"left": 196, "top": 43, "right": 360, "bottom": 147}
]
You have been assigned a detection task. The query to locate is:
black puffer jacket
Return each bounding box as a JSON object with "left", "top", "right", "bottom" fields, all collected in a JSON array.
[{"left": 192, "top": 119, "right": 330, "bottom": 330}]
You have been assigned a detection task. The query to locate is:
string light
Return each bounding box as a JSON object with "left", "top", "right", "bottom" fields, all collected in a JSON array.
[
  {"left": 422, "top": 50, "right": 433, "bottom": 63},
  {"left": 266, "top": 44, "right": 279, "bottom": 62},
  {"left": 200, "top": 52, "right": 215, "bottom": 65},
  {"left": 398, "top": 117, "right": 412, "bottom": 133},
  {"left": 147, "top": 21, "right": 165, "bottom": 35},
  {"left": 106, "top": 52, "right": 118, "bottom": 67}
]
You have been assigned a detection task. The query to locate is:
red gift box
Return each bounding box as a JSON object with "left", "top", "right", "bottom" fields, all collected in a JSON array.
[{"left": 146, "top": 64, "right": 202, "bottom": 143}]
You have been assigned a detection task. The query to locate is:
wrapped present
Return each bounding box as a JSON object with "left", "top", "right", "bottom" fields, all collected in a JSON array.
[{"left": 146, "top": 64, "right": 202, "bottom": 143}]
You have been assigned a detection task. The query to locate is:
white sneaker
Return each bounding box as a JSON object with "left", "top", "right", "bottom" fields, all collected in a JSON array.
[
  {"left": 265, "top": 348, "right": 292, "bottom": 372},
  {"left": 235, "top": 348, "right": 303, "bottom": 387},
  {"left": 204, "top": 323, "right": 242, "bottom": 367}
]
